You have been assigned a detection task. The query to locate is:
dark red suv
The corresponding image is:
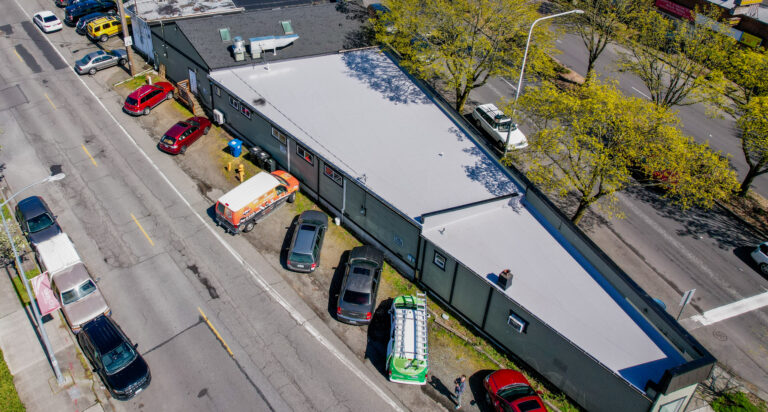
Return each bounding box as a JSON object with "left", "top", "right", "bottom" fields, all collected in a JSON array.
[
  {"left": 158, "top": 116, "right": 212, "bottom": 155},
  {"left": 123, "top": 82, "right": 174, "bottom": 116}
]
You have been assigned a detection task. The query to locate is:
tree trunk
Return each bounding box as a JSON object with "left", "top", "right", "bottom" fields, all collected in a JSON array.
[
  {"left": 571, "top": 200, "right": 590, "bottom": 225},
  {"left": 585, "top": 55, "right": 596, "bottom": 82},
  {"left": 455, "top": 86, "right": 471, "bottom": 114},
  {"left": 738, "top": 164, "right": 760, "bottom": 197}
]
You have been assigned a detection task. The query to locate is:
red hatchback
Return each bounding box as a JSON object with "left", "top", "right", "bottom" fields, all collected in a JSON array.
[
  {"left": 484, "top": 370, "right": 547, "bottom": 412},
  {"left": 123, "top": 81, "right": 174, "bottom": 116},
  {"left": 158, "top": 116, "right": 212, "bottom": 154}
]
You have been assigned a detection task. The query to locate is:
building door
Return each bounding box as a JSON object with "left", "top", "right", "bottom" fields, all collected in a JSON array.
[{"left": 188, "top": 69, "right": 197, "bottom": 94}]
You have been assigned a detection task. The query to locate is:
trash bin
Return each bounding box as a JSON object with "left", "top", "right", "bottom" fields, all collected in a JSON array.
[
  {"left": 265, "top": 157, "right": 277, "bottom": 173},
  {"left": 255, "top": 150, "right": 271, "bottom": 169},
  {"left": 248, "top": 145, "right": 264, "bottom": 162},
  {"left": 228, "top": 139, "right": 243, "bottom": 158}
]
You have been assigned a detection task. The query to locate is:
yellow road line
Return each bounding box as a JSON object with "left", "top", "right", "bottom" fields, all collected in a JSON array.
[
  {"left": 130, "top": 213, "right": 154, "bottom": 246},
  {"left": 81, "top": 145, "right": 97, "bottom": 166},
  {"left": 44, "top": 93, "right": 57, "bottom": 110},
  {"left": 198, "top": 307, "right": 234, "bottom": 358},
  {"left": 13, "top": 49, "right": 23, "bottom": 63}
]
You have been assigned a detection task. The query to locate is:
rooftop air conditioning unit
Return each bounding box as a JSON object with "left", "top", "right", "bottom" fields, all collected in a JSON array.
[{"left": 213, "top": 109, "right": 225, "bottom": 125}]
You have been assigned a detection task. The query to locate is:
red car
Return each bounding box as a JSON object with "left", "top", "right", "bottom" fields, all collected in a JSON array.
[
  {"left": 123, "top": 81, "right": 174, "bottom": 116},
  {"left": 484, "top": 370, "right": 547, "bottom": 412},
  {"left": 158, "top": 116, "right": 212, "bottom": 154}
]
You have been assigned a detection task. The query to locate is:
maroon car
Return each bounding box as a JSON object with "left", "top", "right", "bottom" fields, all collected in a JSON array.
[
  {"left": 123, "top": 81, "right": 174, "bottom": 116},
  {"left": 484, "top": 370, "right": 547, "bottom": 412},
  {"left": 158, "top": 116, "right": 212, "bottom": 154}
]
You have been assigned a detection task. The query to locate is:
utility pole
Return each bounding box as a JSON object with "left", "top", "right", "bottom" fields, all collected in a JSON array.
[{"left": 117, "top": 0, "right": 137, "bottom": 77}]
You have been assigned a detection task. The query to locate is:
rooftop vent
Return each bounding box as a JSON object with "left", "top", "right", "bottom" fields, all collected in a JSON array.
[
  {"left": 249, "top": 34, "right": 299, "bottom": 59},
  {"left": 232, "top": 36, "right": 245, "bottom": 61},
  {"left": 497, "top": 269, "right": 513, "bottom": 290},
  {"left": 219, "top": 27, "right": 231, "bottom": 42}
]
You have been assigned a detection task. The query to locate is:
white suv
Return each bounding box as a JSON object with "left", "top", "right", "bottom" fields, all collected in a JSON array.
[
  {"left": 751, "top": 242, "right": 768, "bottom": 275},
  {"left": 472, "top": 103, "right": 528, "bottom": 150}
]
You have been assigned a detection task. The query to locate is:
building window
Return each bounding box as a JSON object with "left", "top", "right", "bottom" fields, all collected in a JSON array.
[
  {"left": 324, "top": 165, "right": 342, "bottom": 186},
  {"left": 215, "top": 86, "right": 221, "bottom": 97},
  {"left": 296, "top": 145, "right": 314, "bottom": 165},
  {"left": 271, "top": 127, "right": 287, "bottom": 144},
  {"left": 241, "top": 105, "right": 252, "bottom": 119},
  {"left": 229, "top": 95, "right": 239, "bottom": 110},
  {"left": 433, "top": 251, "right": 446, "bottom": 270},
  {"left": 659, "top": 398, "right": 685, "bottom": 412}
]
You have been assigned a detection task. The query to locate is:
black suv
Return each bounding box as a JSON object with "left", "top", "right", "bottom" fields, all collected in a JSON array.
[
  {"left": 336, "top": 245, "right": 384, "bottom": 325},
  {"left": 15, "top": 196, "right": 62, "bottom": 247},
  {"left": 78, "top": 316, "right": 150, "bottom": 400},
  {"left": 64, "top": 0, "right": 116, "bottom": 26},
  {"left": 286, "top": 210, "right": 328, "bottom": 272}
]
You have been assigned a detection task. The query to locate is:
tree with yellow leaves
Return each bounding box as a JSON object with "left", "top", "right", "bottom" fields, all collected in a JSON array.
[
  {"left": 374, "top": 0, "right": 555, "bottom": 113},
  {"left": 505, "top": 80, "right": 738, "bottom": 224}
]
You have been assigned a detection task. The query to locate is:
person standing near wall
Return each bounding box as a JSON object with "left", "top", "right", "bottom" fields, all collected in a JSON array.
[{"left": 454, "top": 375, "right": 466, "bottom": 409}]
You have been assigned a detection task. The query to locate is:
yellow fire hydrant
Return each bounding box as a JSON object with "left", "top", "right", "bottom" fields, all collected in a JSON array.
[{"left": 237, "top": 164, "right": 245, "bottom": 181}]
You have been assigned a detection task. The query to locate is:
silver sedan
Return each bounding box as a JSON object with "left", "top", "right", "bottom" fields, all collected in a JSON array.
[{"left": 74, "top": 49, "right": 127, "bottom": 75}]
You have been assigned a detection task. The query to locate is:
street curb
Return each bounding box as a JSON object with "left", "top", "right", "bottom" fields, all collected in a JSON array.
[{"left": 715, "top": 200, "right": 768, "bottom": 240}]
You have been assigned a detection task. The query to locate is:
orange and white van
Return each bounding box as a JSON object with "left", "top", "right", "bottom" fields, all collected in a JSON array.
[{"left": 215, "top": 170, "right": 299, "bottom": 234}]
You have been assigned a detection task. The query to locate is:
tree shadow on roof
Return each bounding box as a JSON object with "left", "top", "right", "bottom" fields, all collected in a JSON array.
[
  {"left": 461, "top": 145, "right": 517, "bottom": 197},
  {"left": 342, "top": 51, "right": 431, "bottom": 105}
]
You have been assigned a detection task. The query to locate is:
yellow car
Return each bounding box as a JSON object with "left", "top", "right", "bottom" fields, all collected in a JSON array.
[{"left": 87, "top": 16, "right": 121, "bottom": 42}]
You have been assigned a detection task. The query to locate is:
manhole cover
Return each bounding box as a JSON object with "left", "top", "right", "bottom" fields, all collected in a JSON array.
[{"left": 713, "top": 330, "right": 728, "bottom": 341}]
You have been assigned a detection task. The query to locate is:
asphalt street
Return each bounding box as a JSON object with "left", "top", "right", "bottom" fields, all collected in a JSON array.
[
  {"left": 471, "top": 30, "right": 768, "bottom": 397},
  {"left": 0, "top": 0, "right": 429, "bottom": 411}
]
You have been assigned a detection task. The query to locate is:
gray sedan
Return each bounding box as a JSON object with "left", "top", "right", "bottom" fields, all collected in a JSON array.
[{"left": 74, "top": 49, "right": 126, "bottom": 75}]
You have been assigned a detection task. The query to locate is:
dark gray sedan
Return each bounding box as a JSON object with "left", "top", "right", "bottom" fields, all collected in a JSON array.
[
  {"left": 15, "top": 196, "right": 62, "bottom": 247},
  {"left": 74, "top": 49, "right": 126, "bottom": 75},
  {"left": 336, "top": 245, "right": 384, "bottom": 325}
]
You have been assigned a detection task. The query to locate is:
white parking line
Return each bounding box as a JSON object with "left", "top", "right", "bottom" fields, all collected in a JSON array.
[
  {"left": 10, "top": 1, "right": 405, "bottom": 410},
  {"left": 688, "top": 291, "right": 768, "bottom": 327},
  {"left": 501, "top": 77, "right": 517, "bottom": 91},
  {"left": 631, "top": 86, "right": 651, "bottom": 100}
]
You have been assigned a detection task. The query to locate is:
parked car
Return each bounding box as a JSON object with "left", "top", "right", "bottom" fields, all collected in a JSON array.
[
  {"left": 55, "top": 0, "right": 85, "bottom": 7},
  {"left": 75, "top": 12, "right": 107, "bottom": 35},
  {"left": 51, "top": 263, "right": 110, "bottom": 333},
  {"left": 15, "top": 196, "right": 62, "bottom": 247},
  {"left": 751, "top": 242, "right": 768, "bottom": 275},
  {"left": 78, "top": 315, "right": 151, "bottom": 400},
  {"left": 123, "top": 82, "right": 175, "bottom": 116},
  {"left": 74, "top": 49, "right": 126, "bottom": 75},
  {"left": 158, "top": 116, "right": 212, "bottom": 155},
  {"left": 472, "top": 103, "right": 528, "bottom": 151},
  {"left": 33, "top": 11, "right": 62, "bottom": 33},
  {"left": 336, "top": 245, "right": 384, "bottom": 325},
  {"left": 286, "top": 210, "right": 328, "bottom": 272},
  {"left": 87, "top": 15, "right": 121, "bottom": 42},
  {"left": 64, "top": 0, "right": 116, "bottom": 26},
  {"left": 484, "top": 369, "right": 547, "bottom": 412},
  {"left": 214, "top": 170, "right": 299, "bottom": 234}
]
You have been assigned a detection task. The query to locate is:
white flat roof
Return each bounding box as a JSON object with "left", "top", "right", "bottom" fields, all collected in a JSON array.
[
  {"left": 35, "top": 233, "right": 81, "bottom": 276},
  {"left": 210, "top": 49, "right": 518, "bottom": 219},
  {"left": 422, "top": 197, "right": 686, "bottom": 390}
]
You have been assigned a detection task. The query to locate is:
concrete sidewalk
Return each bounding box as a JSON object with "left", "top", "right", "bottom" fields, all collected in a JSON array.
[{"left": 0, "top": 263, "right": 106, "bottom": 412}]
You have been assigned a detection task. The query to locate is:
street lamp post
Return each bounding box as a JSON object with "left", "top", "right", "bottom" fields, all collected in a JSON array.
[
  {"left": 0, "top": 173, "right": 66, "bottom": 385},
  {"left": 504, "top": 9, "right": 584, "bottom": 155}
]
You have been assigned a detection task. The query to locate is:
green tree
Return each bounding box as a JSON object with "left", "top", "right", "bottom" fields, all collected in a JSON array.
[
  {"left": 375, "top": 0, "right": 555, "bottom": 113},
  {"left": 556, "top": 0, "right": 648, "bottom": 80},
  {"left": 718, "top": 47, "right": 768, "bottom": 111},
  {"left": 504, "top": 81, "right": 737, "bottom": 224},
  {"left": 618, "top": 8, "right": 734, "bottom": 108},
  {"left": 736, "top": 96, "right": 768, "bottom": 196}
]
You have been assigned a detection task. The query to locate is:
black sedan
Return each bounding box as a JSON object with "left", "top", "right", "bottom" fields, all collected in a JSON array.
[
  {"left": 15, "top": 196, "right": 62, "bottom": 247},
  {"left": 336, "top": 245, "right": 384, "bottom": 325}
]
